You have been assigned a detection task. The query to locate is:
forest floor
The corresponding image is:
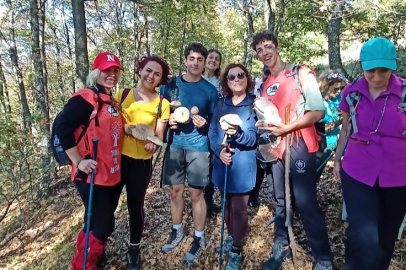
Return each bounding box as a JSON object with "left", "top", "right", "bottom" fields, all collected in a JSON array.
[{"left": 1, "top": 145, "right": 406, "bottom": 270}]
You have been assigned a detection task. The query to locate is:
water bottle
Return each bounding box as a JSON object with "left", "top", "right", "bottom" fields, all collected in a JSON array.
[{"left": 54, "top": 135, "right": 70, "bottom": 165}]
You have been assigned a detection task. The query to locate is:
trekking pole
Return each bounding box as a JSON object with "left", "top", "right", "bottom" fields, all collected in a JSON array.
[
  {"left": 83, "top": 139, "right": 100, "bottom": 270},
  {"left": 316, "top": 150, "right": 336, "bottom": 173},
  {"left": 284, "top": 104, "right": 298, "bottom": 267},
  {"left": 219, "top": 136, "right": 232, "bottom": 270}
]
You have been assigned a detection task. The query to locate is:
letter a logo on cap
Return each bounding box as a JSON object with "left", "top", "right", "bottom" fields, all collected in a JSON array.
[{"left": 106, "top": 55, "right": 115, "bottom": 61}]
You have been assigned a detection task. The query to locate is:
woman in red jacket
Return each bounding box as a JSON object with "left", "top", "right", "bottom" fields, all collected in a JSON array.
[{"left": 55, "top": 52, "right": 124, "bottom": 270}]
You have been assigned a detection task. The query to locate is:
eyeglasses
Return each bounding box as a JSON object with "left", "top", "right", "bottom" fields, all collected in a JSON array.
[
  {"left": 348, "top": 95, "right": 389, "bottom": 145},
  {"left": 333, "top": 86, "right": 345, "bottom": 91},
  {"left": 227, "top": 73, "right": 245, "bottom": 81}
]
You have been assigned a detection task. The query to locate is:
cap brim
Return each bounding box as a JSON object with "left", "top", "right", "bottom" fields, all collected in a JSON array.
[
  {"left": 361, "top": 59, "right": 396, "bottom": 71},
  {"left": 99, "top": 63, "right": 124, "bottom": 71}
]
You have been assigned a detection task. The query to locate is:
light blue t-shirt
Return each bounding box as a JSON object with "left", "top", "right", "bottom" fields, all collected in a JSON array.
[
  {"left": 160, "top": 75, "right": 218, "bottom": 152},
  {"left": 321, "top": 93, "right": 342, "bottom": 149}
]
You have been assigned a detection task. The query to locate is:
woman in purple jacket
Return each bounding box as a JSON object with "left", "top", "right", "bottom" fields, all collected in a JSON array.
[{"left": 334, "top": 37, "right": 406, "bottom": 270}]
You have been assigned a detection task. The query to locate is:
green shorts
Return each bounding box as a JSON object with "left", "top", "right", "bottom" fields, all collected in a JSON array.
[{"left": 162, "top": 147, "right": 210, "bottom": 188}]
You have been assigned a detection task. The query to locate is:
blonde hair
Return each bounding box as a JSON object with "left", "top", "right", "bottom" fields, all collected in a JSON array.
[{"left": 85, "top": 68, "right": 123, "bottom": 87}]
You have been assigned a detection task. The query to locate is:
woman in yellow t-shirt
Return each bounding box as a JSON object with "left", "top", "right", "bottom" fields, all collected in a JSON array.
[{"left": 114, "top": 56, "right": 170, "bottom": 270}]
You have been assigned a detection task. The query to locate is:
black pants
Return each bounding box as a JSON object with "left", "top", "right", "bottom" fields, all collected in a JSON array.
[
  {"left": 341, "top": 168, "right": 406, "bottom": 270},
  {"left": 75, "top": 172, "right": 122, "bottom": 241},
  {"left": 119, "top": 155, "right": 152, "bottom": 244},
  {"left": 272, "top": 137, "right": 332, "bottom": 266},
  {"left": 251, "top": 161, "right": 273, "bottom": 200}
]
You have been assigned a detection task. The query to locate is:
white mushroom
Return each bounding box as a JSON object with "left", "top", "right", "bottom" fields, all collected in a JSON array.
[
  {"left": 219, "top": 114, "right": 243, "bottom": 147},
  {"left": 191, "top": 106, "right": 199, "bottom": 116},
  {"left": 170, "top": 100, "right": 181, "bottom": 108},
  {"left": 173, "top": 106, "right": 191, "bottom": 124},
  {"left": 131, "top": 124, "right": 163, "bottom": 146},
  {"left": 131, "top": 124, "right": 155, "bottom": 141}
]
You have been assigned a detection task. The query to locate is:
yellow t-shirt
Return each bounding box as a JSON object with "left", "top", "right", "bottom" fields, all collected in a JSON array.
[{"left": 115, "top": 89, "right": 170, "bottom": 159}]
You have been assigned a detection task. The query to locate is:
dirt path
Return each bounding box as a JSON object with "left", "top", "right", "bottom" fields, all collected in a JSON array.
[{"left": 1, "top": 150, "right": 406, "bottom": 270}]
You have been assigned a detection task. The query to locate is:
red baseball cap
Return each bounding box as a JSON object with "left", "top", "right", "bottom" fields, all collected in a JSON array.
[{"left": 92, "top": 52, "right": 123, "bottom": 71}]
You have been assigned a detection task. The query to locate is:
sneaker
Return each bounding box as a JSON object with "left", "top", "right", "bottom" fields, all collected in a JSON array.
[
  {"left": 262, "top": 242, "right": 291, "bottom": 270},
  {"left": 162, "top": 227, "right": 185, "bottom": 254},
  {"left": 247, "top": 198, "right": 260, "bottom": 208},
  {"left": 313, "top": 262, "right": 332, "bottom": 270},
  {"left": 217, "top": 235, "right": 233, "bottom": 254},
  {"left": 182, "top": 236, "right": 206, "bottom": 264},
  {"left": 225, "top": 251, "right": 243, "bottom": 270},
  {"left": 127, "top": 246, "right": 141, "bottom": 270}
]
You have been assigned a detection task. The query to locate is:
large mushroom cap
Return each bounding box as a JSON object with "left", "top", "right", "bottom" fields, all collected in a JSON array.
[
  {"left": 146, "top": 135, "right": 163, "bottom": 146},
  {"left": 170, "top": 100, "right": 182, "bottom": 108},
  {"left": 131, "top": 124, "right": 155, "bottom": 141},
  {"left": 173, "top": 106, "right": 190, "bottom": 123},
  {"left": 219, "top": 114, "right": 243, "bottom": 128},
  {"left": 191, "top": 106, "right": 199, "bottom": 115},
  {"left": 254, "top": 98, "right": 273, "bottom": 113}
]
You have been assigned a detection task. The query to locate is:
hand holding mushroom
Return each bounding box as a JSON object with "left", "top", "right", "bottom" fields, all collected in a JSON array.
[
  {"left": 191, "top": 106, "right": 207, "bottom": 128},
  {"left": 219, "top": 114, "right": 243, "bottom": 147},
  {"left": 253, "top": 98, "right": 282, "bottom": 127}
]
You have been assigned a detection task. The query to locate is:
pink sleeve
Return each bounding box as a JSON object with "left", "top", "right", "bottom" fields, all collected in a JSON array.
[{"left": 339, "top": 85, "right": 351, "bottom": 113}]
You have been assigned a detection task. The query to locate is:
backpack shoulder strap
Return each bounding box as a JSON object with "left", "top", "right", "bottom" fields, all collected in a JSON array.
[
  {"left": 169, "top": 76, "right": 179, "bottom": 102},
  {"left": 121, "top": 88, "right": 131, "bottom": 105},
  {"left": 399, "top": 80, "right": 406, "bottom": 115},
  {"left": 345, "top": 90, "right": 361, "bottom": 135}
]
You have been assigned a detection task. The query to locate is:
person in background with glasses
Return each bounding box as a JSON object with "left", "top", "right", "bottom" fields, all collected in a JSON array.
[
  {"left": 208, "top": 63, "right": 257, "bottom": 269},
  {"left": 315, "top": 70, "right": 349, "bottom": 180},
  {"left": 333, "top": 37, "right": 406, "bottom": 270}
]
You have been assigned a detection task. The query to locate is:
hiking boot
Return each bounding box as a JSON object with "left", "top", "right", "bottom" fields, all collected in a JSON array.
[
  {"left": 217, "top": 235, "right": 233, "bottom": 254},
  {"left": 262, "top": 242, "right": 291, "bottom": 270},
  {"left": 225, "top": 251, "right": 243, "bottom": 270},
  {"left": 162, "top": 227, "right": 185, "bottom": 254},
  {"left": 313, "top": 262, "right": 332, "bottom": 270},
  {"left": 127, "top": 245, "right": 141, "bottom": 270},
  {"left": 182, "top": 236, "right": 206, "bottom": 264},
  {"left": 247, "top": 197, "right": 260, "bottom": 208}
]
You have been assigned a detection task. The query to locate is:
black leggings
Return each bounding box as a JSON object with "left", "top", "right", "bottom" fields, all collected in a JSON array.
[
  {"left": 75, "top": 172, "right": 122, "bottom": 241},
  {"left": 120, "top": 155, "right": 152, "bottom": 244},
  {"left": 221, "top": 192, "right": 250, "bottom": 248}
]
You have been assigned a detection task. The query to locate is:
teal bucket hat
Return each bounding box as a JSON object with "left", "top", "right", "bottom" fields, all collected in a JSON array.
[{"left": 360, "top": 37, "right": 397, "bottom": 71}]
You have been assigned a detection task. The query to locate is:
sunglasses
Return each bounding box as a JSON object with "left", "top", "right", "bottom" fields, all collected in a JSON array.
[{"left": 227, "top": 72, "right": 245, "bottom": 81}]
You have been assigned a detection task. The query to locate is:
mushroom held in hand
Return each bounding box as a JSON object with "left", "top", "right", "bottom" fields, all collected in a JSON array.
[
  {"left": 170, "top": 100, "right": 182, "bottom": 109},
  {"left": 219, "top": 114, "right": 243, "bottom": 147},
  {"left": 131, "top": 124, "right": 163, "bottom": 146},
  {"left": 173, "top": 106, "right": 191, "bottom": 124},
  {"left": 191, "top": 106, "right": 199, "bottom": 116},
  {"left": 254, "top": 98, "right": 282, "bottom": 127}
]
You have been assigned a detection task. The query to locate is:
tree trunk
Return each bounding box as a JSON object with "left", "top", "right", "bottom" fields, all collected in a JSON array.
[
  {"left": 71, "top": 0, "right": 89, "bottom": 89},
  {"left": 265, "top": 0, "right": 276, "bottom": 32},
  {"left": 243, "top": 0, "right": 254, "bottom": 72},
  {"left": 30, "top": 0, "right": 51, "bottom": 192},
  {"left": 327, "top": 0, "right": 350, "bottom": 79},
  {"left": 0, "top": 57, "right": 11, "bottom": 115},
  {"left": 5, "top": 0, "right": 32, "bottom": 130}
]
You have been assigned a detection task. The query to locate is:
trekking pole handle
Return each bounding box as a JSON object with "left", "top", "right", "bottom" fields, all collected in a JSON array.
[{"left": 92, "top": 139, "right": 100, "bottom": 160}]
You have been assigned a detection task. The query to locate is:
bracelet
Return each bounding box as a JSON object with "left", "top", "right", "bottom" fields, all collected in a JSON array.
[{"left": 76, "top": 158, "right": 83, "bottom": 168}]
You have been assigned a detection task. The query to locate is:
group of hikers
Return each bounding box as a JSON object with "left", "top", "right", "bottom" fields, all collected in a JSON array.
[{"left": 54, "top": 30, "right": 406, "bottom": 270}]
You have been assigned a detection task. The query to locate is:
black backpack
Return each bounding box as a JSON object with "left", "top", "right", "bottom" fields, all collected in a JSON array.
[{"left": 50, "top": 87, "right": 105, "bottom": 166}]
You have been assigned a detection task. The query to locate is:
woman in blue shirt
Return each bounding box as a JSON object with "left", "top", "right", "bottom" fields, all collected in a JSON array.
[
  {"left": 209, "top": 63, "right": 257, "bottom": 269},
  {"left": 315, "top": 70, "right": 348, "bottom": 180}
]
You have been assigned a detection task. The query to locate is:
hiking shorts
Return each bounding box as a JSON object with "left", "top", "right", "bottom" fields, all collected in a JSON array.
[{"left": 162, "top": 147, "right": 210, "bottom": 188}]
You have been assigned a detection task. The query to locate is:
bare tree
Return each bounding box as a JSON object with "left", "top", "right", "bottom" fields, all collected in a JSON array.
[
  {"left": 30, "top": 0, "right": 51, "bottom": 192},
  {"left": 3, "top": 0, "right": 32, "bottom": 130},
  {"left": 71, "top": 0, "right": 89, "bottom": 89},
  {"left": 0, "top": 56, "right": 11, "bottom": 115}
]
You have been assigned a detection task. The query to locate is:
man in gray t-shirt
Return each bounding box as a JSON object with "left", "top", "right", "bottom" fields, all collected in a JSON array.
[{"left": 251, "top": 31, "right": 333, "bottom": 270}]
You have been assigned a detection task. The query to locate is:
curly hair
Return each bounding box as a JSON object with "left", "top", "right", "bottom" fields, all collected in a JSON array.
[
  {"left": 136, "top": 55, "right": 170, "bottom": 86},
  {"left": 220, "top": 63, "right": 254, "bottom": 97},
  {"left": 318, "top": 69, "right": 348, "bottom": 93},
  {"left": 251, "top": 31, "right": 279, "bottom": 51}
]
